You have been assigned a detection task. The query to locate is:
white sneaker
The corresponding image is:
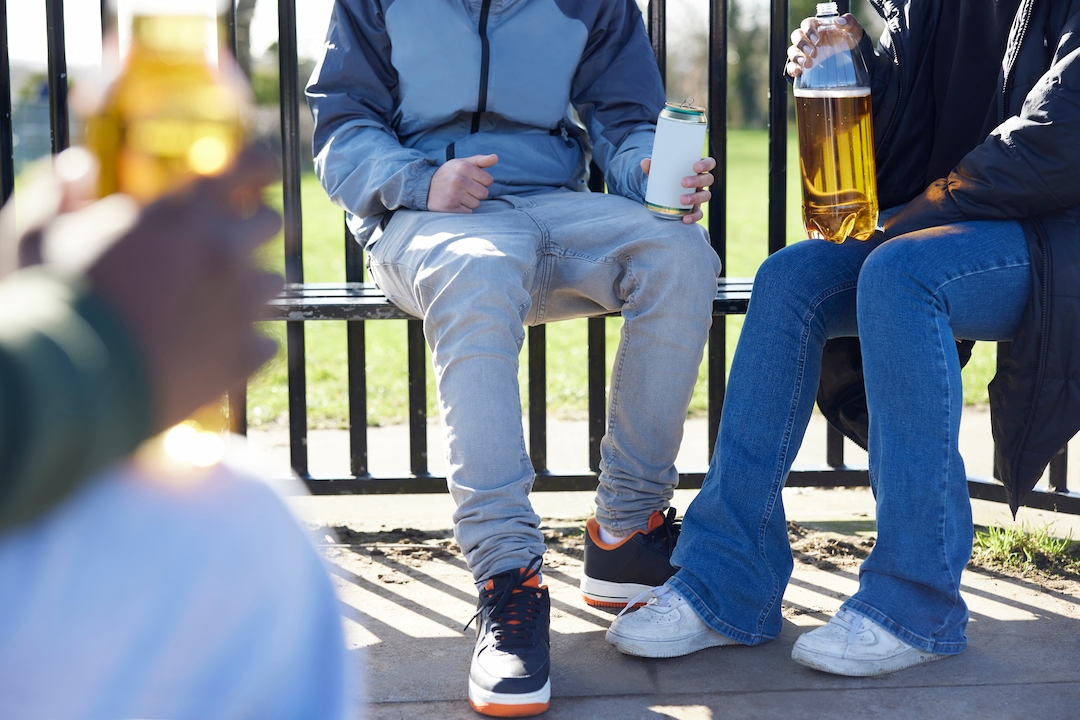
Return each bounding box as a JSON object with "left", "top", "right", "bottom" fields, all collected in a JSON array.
[
  {"left": 791, "top": 609, "right": 946, "bottom": 677},
  {"left": 605, "top": 585, "right": 740, "bottom": 658}
]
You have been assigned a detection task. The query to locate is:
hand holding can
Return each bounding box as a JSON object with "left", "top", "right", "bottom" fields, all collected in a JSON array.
[{"left": 644, "top": 101, "right": 709, "bottom": 219}]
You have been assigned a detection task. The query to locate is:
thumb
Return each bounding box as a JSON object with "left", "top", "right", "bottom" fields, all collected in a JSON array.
[{"left": 467, "top": 154, "right": 499, "bottom": 168}]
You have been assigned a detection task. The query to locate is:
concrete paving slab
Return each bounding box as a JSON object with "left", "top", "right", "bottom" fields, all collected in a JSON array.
[
  {"left": 250, "top": 408, "right": 1080, "bottom": 717},
  {"left": 309, "top": 516, "right": 1080, "bottom": 719},
  {"left": 304, "top": 509, "right": 1080, "bottom": 716}
]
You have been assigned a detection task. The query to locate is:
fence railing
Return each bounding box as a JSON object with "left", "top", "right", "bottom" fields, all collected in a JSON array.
[{"left": 1, "top": 0, "right": 1076, "bottom": 513}]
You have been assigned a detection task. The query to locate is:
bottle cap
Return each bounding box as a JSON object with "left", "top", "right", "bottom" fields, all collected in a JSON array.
[{"left": 816, "top": 2, "right": 839, "bottom": 16}]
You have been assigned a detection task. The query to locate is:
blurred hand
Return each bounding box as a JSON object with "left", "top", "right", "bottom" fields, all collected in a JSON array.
[
  {"left": 641, "top": 156, "right": 715, "bottom": 224},
  {"left": 0, "top": 149, "right": 98, "bottom": 276},
  {"left": 786, "top": 14, "right": 865, "bottom": 78},
  {"left": 427, "top": 154, "right": 498, "bottom": 213},
  {"left": 0, "top": 147, "right": 284, "bottom": 431}
]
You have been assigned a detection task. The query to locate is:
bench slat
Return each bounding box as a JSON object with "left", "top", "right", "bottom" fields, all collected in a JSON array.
[{"left": 261, "top": 279, "right": 754, "bottom": 322}]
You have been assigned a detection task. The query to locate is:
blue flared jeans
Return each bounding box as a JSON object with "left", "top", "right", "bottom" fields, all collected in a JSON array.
[{"left": 669, "top": 217, "right": 1031, "bottom": 655}]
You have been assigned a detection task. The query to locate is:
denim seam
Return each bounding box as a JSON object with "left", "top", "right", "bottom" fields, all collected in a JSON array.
[
  {"left": 928, "top": 269, "right": 1018, "bottom": 636},
  {"left": 931, "top": 262, "right": 1030, "bottom": 299},
  {"left": 518, "top": 206, "right": 554, "bottom": 324},
  {"left": 842, "top": 598, "right": 967, "bottom": 655},
  {"left": 933, "top": 295, "right": 958, "bottom": 640},
  {"left": 753, "top": 278, "right": 858, "bottom": 635},
  {"left": 602, "top": 254, "right": 640, "bottom": 535}
]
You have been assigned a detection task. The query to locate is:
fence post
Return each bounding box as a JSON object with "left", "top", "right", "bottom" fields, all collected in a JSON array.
[
  {"left": 45, "top": 0, "right": 69, "bottom": 154},
  {"left": 0, "top": 0, "right": 14, "bottom": 204},
  {"left": 707, "top": 0, "right": 729, "bottom": 457},
  {"left": 278, "top": 0, "right": 308, "bottom": 476}
]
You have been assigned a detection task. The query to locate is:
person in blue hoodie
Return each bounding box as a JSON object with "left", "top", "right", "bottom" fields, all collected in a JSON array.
[{"left": 307, "top": 0, "right": 721, "bottom": 714}]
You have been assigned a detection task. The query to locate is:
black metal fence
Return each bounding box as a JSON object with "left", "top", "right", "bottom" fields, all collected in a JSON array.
[{"left": 1, "top": 0, "right": 1076, "bottom": 513}]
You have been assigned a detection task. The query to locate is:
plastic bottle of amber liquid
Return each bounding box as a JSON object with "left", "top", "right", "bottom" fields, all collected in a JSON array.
[
  {"left": 794, "top": 2, "right": 878, "bottom": 243},
  {"left": 86, "top": 0, "right": 245, "bottom": 471}
]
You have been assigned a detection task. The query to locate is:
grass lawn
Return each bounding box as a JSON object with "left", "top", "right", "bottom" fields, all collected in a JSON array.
[{"left": 249, "top": 128, "right": 997, "bottom": 428}]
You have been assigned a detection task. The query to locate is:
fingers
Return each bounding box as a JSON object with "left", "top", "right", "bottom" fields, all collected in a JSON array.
[
  {"left": 466, "top": 153, "right": 499, "bottom": 169},
  {"left": 462, "top": 162, "right": 495, "bottom": 188},
  {"left": 427, "top": 157, "right": 496, "bottom": 212},
  {"left": 439, "top": 172, "right": 489, "bottom": 210},
  {"left": 249, "top": 270, "right": 285, "bottom": 306},
  {"left": 787, "top": 30, "right": 816, "bottom": 76},
  {"left": 800, "top": 17, "right": 821, "bottom": 43},
  {"left": 641, "top": 158, "right": 651, "bottom": 176},
  {"left": 680, "top": 158, "right": 715, "bottom": 199},
  {"left": 681, "top": 157, "right": 714, "bottom": 222},
  {"left": 53, "top": 148, "right": 98, "bottom": 213},
  {"left": 208, "top": 145, "right": 280, "bottom": 194},
  {"left": 836, "top": 14, "right": 865, "bottom": 41},
  {"left": 788, "top": 18, "right": 822, "bottom": 76},
  {"left": 213, "top": 202, "right": 283, "bottom": 256},
  {"left": 681, "top": 189, "right": 712, "bottom": 208}
]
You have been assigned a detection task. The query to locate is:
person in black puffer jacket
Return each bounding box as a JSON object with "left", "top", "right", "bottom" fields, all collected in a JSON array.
[{"left": 604, "top": 0, "right": 1080, "bottom": 678}]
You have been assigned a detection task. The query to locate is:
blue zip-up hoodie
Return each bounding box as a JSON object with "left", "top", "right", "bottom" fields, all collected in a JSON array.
[{"left": 307, "top": 0, "right": 666, "bottom": 245}]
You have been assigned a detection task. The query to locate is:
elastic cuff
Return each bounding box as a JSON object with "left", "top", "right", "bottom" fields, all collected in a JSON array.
[{"left": 402, "top": 160, "right": 438, "bottom": 211}]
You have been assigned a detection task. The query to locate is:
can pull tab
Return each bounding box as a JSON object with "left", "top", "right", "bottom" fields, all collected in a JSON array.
[{"left": 681, "top": 97, "right": 695, "bottom": 108}]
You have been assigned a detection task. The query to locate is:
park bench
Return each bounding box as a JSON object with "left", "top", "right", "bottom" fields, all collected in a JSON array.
[{"left": 1, "top": 0, "right": 1076, "bottom": 512}]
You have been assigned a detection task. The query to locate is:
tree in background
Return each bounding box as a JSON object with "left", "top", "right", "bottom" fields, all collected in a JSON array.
[
  {"left": 234, "top": 0, "right": 257, "bottom": 78},
  {"left": 663, "top": 0, "right": 884, "bottom": 129}
]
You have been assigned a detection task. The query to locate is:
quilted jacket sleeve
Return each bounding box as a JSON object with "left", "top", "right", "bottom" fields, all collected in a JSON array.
[{"left": 884, "top": 36, "right": 1080, "bottom": 237}]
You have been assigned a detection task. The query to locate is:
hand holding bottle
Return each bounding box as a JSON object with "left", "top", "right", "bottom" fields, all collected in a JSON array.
[{"left": 787, "top": 13, "right": 866, "bottom": 77}]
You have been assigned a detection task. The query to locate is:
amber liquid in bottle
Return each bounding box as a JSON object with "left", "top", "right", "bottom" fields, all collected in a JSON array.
[
  {"left": 87, "top": 12, "right": 244, "bottom": 469},
  {"left": 795, "top": 89, "right": 878, "bottom": 243}
]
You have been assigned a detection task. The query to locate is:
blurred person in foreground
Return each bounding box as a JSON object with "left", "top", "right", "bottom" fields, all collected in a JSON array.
[
  {"left": 0, "top": 147, "right": 351, "bottom": 719},
  {"left": 607, "top": 0, "right": 1080, "bottom": 679}
]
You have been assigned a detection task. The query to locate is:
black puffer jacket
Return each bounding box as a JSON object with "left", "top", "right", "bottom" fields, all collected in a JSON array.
[{"left": 816, "top": 0, "right": 1080, "bottom": 513}]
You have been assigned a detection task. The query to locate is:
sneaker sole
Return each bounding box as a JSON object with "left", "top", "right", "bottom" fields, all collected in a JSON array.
[
  {"left": 580, "top": 576, "right": 654, "bottom": 609},
  {"left": 605, "top": 626, "right": 736, "bottom": 658},
  {"left": 468, "top": 678, "right": 550, "bottom": 717},
  {"left": 791, "top": 644, "right": 945, "bottom": 677}
]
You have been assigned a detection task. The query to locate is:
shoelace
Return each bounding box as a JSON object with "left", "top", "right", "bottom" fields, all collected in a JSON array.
[
  {"left": 836, "top": 609, "right": 868, "bottom": 647},
  {"left": 465, "top": 556, "right": 545, "bottom": 650},
  {"left": 616, "top": 584, "right": 678, "bottom": 620},
  {"left": 641, "top": 507, "right": 681, "bottom": 552}
]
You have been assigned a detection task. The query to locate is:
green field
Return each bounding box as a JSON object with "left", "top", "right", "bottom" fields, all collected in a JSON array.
[{"left": 249, "top": 129, "right": 996, "bottom": 429}]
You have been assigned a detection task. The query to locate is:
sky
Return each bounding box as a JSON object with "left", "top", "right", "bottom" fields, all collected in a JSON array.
[
  {"left": 4, "top": 0, "right": 729, "bottom": 69},
  {"left": 4, "top": 0, "right": 338, "bottom": 68}
]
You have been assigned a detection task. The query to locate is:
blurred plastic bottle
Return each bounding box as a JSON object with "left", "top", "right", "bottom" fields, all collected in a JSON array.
[
  {"left": 793, "top": 2, "right": 877, "bottom": 243},
  {"left": 86, "top": 0, "right": 246, "bottom": 471}
]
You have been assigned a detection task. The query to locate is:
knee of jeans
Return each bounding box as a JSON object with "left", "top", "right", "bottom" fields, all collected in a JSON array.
[
  {"left": 751, "top": 243, "right": 827, "bottom": 309},
  {"left": 417, "top": 247, "right": 532, "bottom": 324},
  {"left": 643, "top": 224, "right": 722, "bottom": 303},
  {"left": 857, "top": 239, "right": 934, "bottom": 316}
]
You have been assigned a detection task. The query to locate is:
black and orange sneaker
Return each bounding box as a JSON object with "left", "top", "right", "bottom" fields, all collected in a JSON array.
[
  {"left": 467, "top": 557, "right": 550, "bottom": 717},
  {"left": 580, "top": 508, "right": 680, "bottom": 609}
]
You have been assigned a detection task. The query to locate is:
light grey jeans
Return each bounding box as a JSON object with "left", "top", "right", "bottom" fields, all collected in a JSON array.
[{"left": 368, "top": 189, "right": 722, "bottom": 582}]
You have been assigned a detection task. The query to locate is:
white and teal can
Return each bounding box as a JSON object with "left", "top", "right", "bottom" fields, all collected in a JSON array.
[{"left": 644, "top": 101, "right": 708, "bottom": 219}]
